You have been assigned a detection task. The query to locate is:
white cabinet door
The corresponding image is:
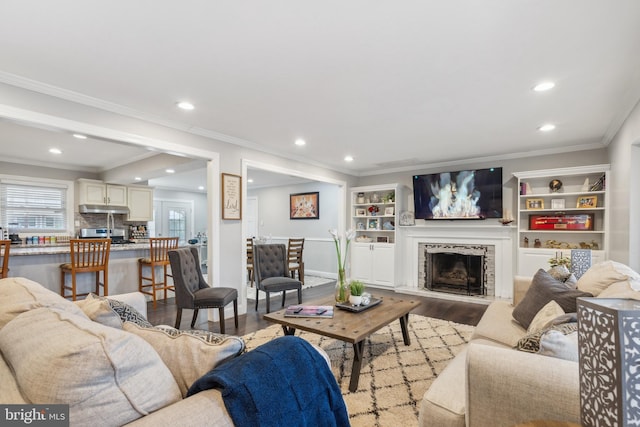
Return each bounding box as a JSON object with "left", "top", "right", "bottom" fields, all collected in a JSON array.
[
  {"left": 106, "top": 185, "right": 127, "bottom": 206},
  {"left": 371, "top": 245, "right": 395, "bottom": 286},
  {"left": 350, "top": 243, "right": 373, "bottom": 281},
  {"left": 127, "top": 187, "right": 154, "bottom": 221},
  {"left": 78, "top": 180, "right": 107, "bottom": 205},
  {"left": 518, "top": 248, "right": 556, "bottom": 277}
]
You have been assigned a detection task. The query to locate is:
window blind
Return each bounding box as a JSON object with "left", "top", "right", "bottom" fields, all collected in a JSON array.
[{"left": 0, "top": 181, "right": 68, "bottom": 232}]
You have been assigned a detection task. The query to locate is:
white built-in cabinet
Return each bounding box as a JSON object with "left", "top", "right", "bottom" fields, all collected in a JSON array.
[
  {"left": 76, "top": 179, "right": 127, "bottom": 206},
  {"left": 127, "top": 186, "right": 154, "bottom": 222},
  {"left": 513, "top": 165, "right": 609, "bottom": 276},
  {"left": 349, "top": 183, "right": 405, "bottom": 288}
]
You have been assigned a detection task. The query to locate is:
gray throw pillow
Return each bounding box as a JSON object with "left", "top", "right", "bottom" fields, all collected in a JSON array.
[
  {"left": 516, "top": 322, "right": 578, "bottom": 354},
  {"left": 512, "top": 269, "right": 592, "bottom": 329}
]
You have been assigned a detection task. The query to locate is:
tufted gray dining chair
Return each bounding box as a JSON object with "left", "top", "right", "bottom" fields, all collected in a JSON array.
[
  {"left": 253, "top": 243, "right": 302, "bottom": 313},
  {"left": 168, "top": 247, "right": 238, "bottom": 333}
]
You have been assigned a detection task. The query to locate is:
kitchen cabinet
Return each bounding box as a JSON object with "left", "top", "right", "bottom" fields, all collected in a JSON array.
[
  {"left": 76, "top": 179, "right": 127, "bottom": 206},
  {"left": 127, "top": 186, "right": 154, "bottom": 222},
  {"left": 350, "top": 243, "right": 395, "bottom": 287},
  {"left": 513, "top": 164, "right": 609, "bottom": 275}
]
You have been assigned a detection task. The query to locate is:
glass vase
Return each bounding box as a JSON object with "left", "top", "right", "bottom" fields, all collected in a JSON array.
[{"left": 335, "top": 268, "right": 349, "bottom": 303}]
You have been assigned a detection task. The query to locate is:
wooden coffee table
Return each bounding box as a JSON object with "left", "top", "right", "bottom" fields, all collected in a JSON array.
[{"left": 263, "top": 294, "right": 420, "bottom": 392}]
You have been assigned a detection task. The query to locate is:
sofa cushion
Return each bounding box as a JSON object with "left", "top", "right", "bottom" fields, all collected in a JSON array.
[
  {"left": 472, "top": 301, "right": 527, "bottom": 347},
  {"left": 597, "top": 279, "right": 640, "bottom": 299},
  {"left": 0, "top": 277, "right": 87, "bottom": 328},
  {"left": 512, "top": 269, "right": 592, "bottom": 329},
  {"left": 576, "top": 261, "right": 640, "bottom": 296},
  {"left": 527, "top": 300, "right": 565, "bottom": 333},
  {"left": 123, "top": 322, "right": 245, "bottom": 396},
  {"left": 0, "top": 307, "right": 181, "bottom": 426}
]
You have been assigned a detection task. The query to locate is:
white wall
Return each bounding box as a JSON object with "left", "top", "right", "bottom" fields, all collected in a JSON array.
[
  {"left": 607, "top": 99, "right": 640, "bottom": 270},
  {"left": 153, "top": 188, "right": 208, "bottom": 237},
  {"left": 248, "top": 181, "right": 339, "bottom": 276}
]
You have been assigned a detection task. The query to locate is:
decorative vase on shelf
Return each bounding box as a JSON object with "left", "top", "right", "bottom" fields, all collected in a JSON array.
[{"left": 335, "top": 269, "right": 349, "bottom": 303}]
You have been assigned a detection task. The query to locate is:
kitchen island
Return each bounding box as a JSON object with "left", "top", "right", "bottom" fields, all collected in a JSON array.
[{"left": 9, "top": 243, "right": 157, "bottom": 296}]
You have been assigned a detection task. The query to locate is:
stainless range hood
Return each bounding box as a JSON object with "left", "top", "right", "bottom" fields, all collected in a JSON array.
[{"left": 79, "top": 204, "right": 130, "bottom": 215}]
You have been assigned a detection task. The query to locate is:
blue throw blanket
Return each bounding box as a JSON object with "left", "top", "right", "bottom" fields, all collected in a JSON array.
[{"left": 187, "top": 336, "right": 350, "bottom": 427}]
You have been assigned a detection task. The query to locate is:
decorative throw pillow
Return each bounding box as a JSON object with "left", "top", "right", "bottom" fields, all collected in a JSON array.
[
  {"left": 0, "top": 307, "right": 181, "bottom": 426},
  {"left": 527, "top": 300, "right": 565, "bottom": 334},
  {"left": 576, "top": 261, "right": 640, "bottom": 296},
  {"left": 80, "top": 293, "right": 152, "bottom": 328},
  {"left": 0, "top": 277, "right": 87, "bottom": 328},
  {"left": 516, "top": 322, "right": 578, "bottom": 354},
  {"left": 75, "top": 293, "right": 123, "bottom": 329},
  {"left": 512, "top": 269, "right": 592, "bottom": 329},
  {"left": 548, "top": 265, "right": 571, "bottom": 282},
  {"left": 123, "top": 322, "right": 246, "bottom": 396}
]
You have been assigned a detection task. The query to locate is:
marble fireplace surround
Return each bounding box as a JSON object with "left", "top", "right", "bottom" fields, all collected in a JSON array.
[{"left": 398, "top": 224, "right": 516, "bottom": 302}]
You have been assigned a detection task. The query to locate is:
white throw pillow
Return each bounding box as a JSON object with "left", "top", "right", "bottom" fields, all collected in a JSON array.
[
  {"left": 527, "top": 300, "right": 565, "bottom": 333},
  {"left": 123, "top": 322, "right": 245, "bottom": 396},
  {"left": 576, "top": 261, "right": 640, "bottom": 296},
  {"left": 0, "top": 307, "right": 181, "bottom": 425},
  {"left": 75, "top": 293, "right": 122, "bottom": 329},
  {"left": 539, "top": 330, "right": 578, "bottom": 362},
  {"left": 597, "top": 279, "right": 640, "bottom": 300}
]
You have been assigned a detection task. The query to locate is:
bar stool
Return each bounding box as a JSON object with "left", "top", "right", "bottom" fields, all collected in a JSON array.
[
  {"left": 0, "top": 240, "right": 10, "bottom": 279},
  {"left": 138, "top": 237, "right": 179, "bottom": 308},
  {"left": 60, "top": 238, "right": 111, "bottom": 300}
]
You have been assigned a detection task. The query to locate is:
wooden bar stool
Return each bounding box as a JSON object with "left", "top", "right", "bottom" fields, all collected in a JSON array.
[
  {"left": 0, "top": 240, "right": 11, "bottom": 279},
  {"left": 138, "top": 237, "right": 179, "bottom": 308},
  {"left": 60, "top": 238, "right": 111, "bottom": 301}
]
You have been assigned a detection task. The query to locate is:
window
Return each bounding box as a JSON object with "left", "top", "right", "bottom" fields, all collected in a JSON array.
[{"left": 0, "top": 179, "right": 70, "bottom": 233}]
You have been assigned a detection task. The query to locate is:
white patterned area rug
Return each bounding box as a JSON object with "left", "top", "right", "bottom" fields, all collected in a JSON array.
[{"left": 242, "top": 314, "right": 475, "bottom": 427}]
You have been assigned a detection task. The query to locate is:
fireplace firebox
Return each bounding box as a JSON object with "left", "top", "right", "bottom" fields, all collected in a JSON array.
[{"left": 427, "top": 252, "right": 484, "bottom": 295}]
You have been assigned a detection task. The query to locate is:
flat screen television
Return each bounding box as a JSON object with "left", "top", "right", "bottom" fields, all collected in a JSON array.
[{"left": 413, "top": 167, "right": 503, "bottom": 220}]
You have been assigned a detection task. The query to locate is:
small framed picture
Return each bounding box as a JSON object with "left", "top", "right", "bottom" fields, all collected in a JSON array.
[
  {"left": 384, "top": 207, "right": 395, "bottom": 216},
  {"left": 577, "top": 195, "right": 598, "bottom": 208},
  {"left": 551, "top": 199, "right": 565, "bottom": 210},
  {"left": 526, "top": 198, "right": 544, "bottom": 210},
  {"left": 376, "top": 236, "right": 389, "bottom": 243},
  {"left": 355, "top": 208, "right": 367, "bottom": 216}
]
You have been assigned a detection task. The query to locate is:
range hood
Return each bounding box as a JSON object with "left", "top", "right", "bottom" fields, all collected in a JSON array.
[{"left": 79, "top": 204, "right": 130, "bottom": 215}]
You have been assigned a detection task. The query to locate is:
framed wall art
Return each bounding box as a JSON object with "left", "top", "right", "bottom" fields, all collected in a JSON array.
[
  {"left": 290, "top": 192, "right": 319, "bottom": 219},
  {"left": 221, "top": 173, "right": 242, "bottom": 220},
  {"left": 577, "top": 195, "right": 598, "bottom": 208},
  {"left": 526, "top": 198, "right": 544, "bottom": 210}
]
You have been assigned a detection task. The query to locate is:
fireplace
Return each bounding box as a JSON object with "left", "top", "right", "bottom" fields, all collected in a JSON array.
[
  {"left": 427, "top": 252, "right": 484, "bottom": 295},
  {"left": 419, "top": 243, "right": 495, "bottom": 297}
]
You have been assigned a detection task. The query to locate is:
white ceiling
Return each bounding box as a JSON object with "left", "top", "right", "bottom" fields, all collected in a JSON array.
[{"left": 1, "top": 1, "right": 640, "bottom": 184}]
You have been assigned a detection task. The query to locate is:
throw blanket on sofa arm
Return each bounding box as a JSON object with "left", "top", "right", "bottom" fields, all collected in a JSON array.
[{"left": 187, "top": 335, "right": 350, "bottom": 427}]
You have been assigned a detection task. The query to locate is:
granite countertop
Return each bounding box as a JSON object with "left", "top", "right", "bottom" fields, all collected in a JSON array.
[{"left": 9, "top": 243, "right": 150, "bottom": 256}]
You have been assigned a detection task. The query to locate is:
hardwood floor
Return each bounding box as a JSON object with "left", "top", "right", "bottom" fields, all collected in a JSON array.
[{"left": 146, "top": 282, "right": 488, "bottom": 335}]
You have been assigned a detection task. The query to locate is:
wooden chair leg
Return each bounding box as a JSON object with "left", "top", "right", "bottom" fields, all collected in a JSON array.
[
  {"left": 60, "top": 269, "right": 66, "bottom": 298},
  {"left": 150, "top": 265, "right": 157, "bottom": 309},
  {"left": 266, "top": 292, "right": 271, "bottom": 313},
  {"left": 297, "top": 287, "right": 302, "bottom": 304},
  {"left": 255, "top": 287, "right": 259, "bottom": 311},
  {"left": 218, "top": 307, "right": 225, "bottom": 334},
  {"left": 175, "top": 308, "right": 183, "bottom": 329},
  {"left": 71, "top": 272, "right": 77, "bottom": 301},
  {"left": 191, "top": 308, "right": 200, "bottom": 328},
  {"left": 281, "top": 290, "right": 287, "bottom": 307},
  {"left": 163, "top": 264, "right": 168, "bottom": 302},
  {"left": 103, "top": 267, "right": 108, "bottom": 297}
]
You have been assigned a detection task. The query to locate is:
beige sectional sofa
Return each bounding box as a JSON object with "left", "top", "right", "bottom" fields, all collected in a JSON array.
[
  {"left": 418, "top": 260, "right": 640, "bottom": 427},
  {"left": 0, "top": 277, "right": 248, "bottom": 426}
]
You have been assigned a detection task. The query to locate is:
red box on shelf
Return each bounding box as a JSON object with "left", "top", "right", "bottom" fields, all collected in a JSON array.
[{"left": 529, "top": 214, "right": 594, "bottom": 231}]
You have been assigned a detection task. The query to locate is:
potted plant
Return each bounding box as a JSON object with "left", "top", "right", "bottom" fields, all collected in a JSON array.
[{"left": 349, "top": 280, "right": 365, "bottom": 306}]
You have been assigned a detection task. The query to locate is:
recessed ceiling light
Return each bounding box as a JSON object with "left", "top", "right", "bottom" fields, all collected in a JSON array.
[
  {"left": 72, "top": 134, "right": 87, "bottom": 139},
  {"left": 49, "top": 148, "right": 62, "bottom": 154},
  {"left": 134, "top": 177, "right": 142, "bottom": 181},
  {"left": 248, "top": 179, "right": 254, "bottom": 183},
  {"left": 176, "top": 101, "right": 195, "bottom": 110},
  {"left": 344, "top": 155, "right": 354, "bottom": 162},
  {"left": 198, "top": 185, "right": 205, "bottom": 191},
  {"left": 165, "top": 169, "right": 175, "bottom": 174},
  {"left": 538, "top": 124, "right": 556, "bottom": 132},
  {"left": 295, "top": 139, "right": 306, "bottom": 146},
  {"left": 533, "top": 81, "right": 555, "bottom": 92}
]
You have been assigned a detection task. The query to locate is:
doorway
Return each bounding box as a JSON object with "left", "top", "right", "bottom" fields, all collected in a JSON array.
[{"left": 150, "top": 200, "right": 195, "bottom": 245}]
